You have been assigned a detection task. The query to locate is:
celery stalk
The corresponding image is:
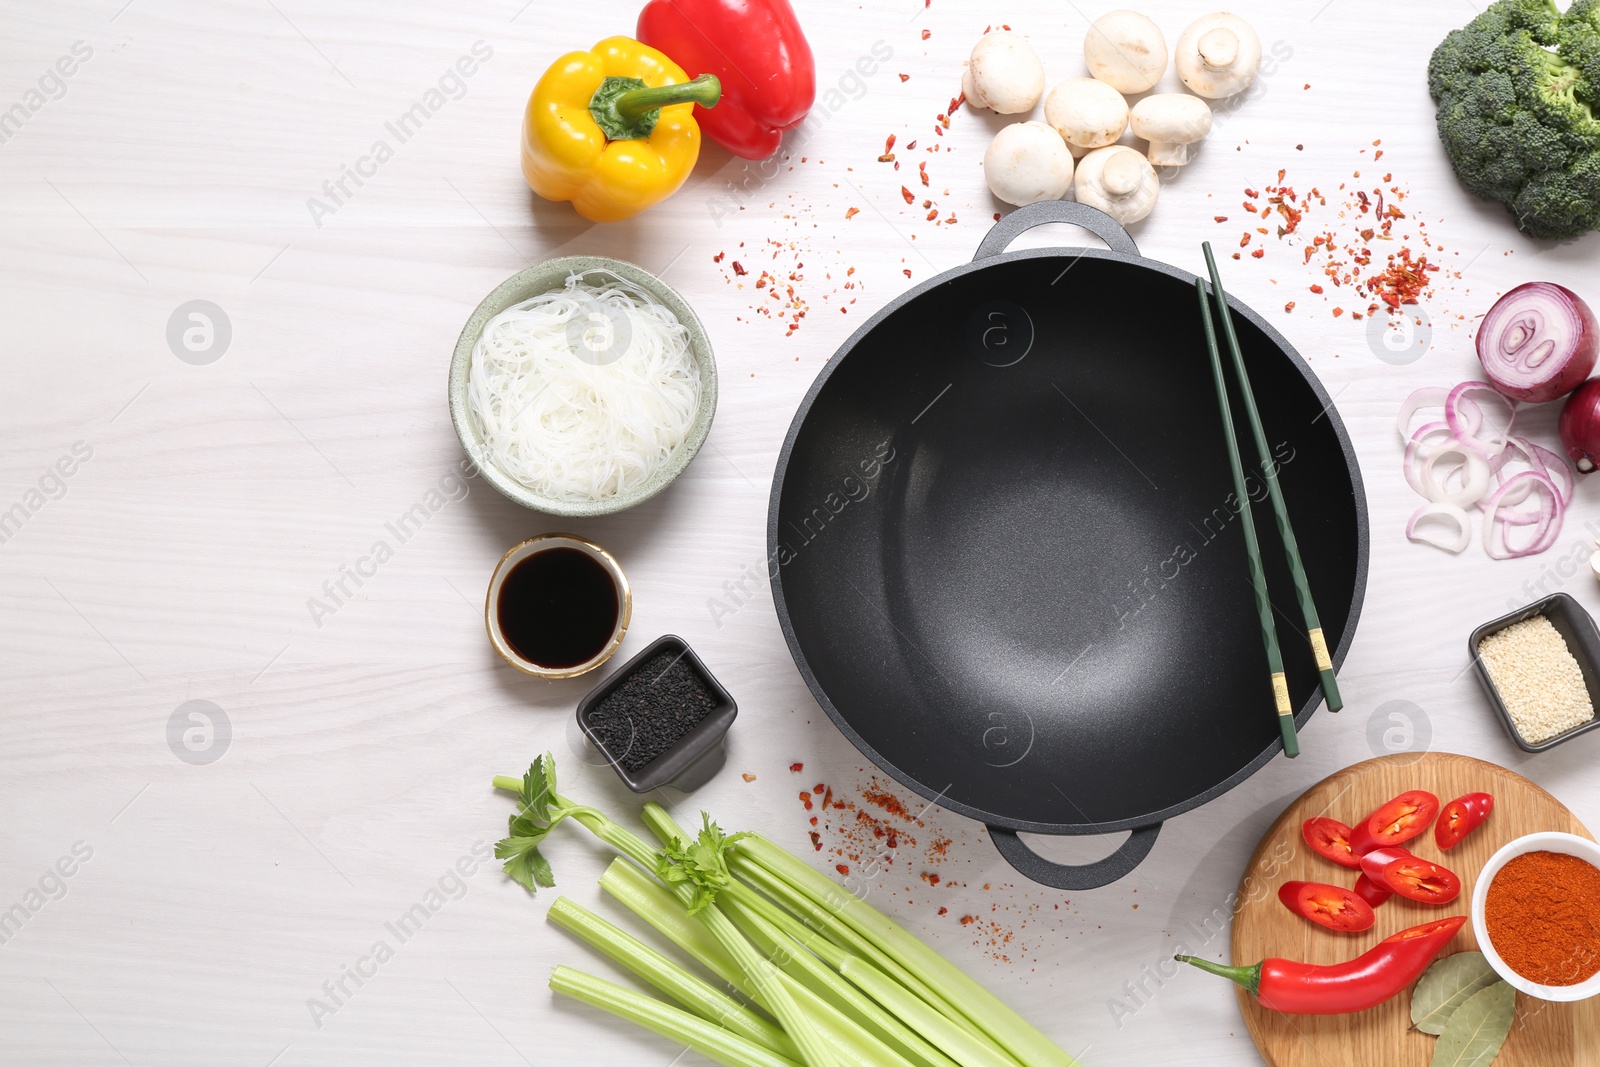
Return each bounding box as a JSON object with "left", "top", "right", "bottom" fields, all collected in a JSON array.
[
  {"left": 739, "top": 836, "right": 1079, "bottom": 1067},
  {"left": 643, "top": 804, "right": 973, "bottom": 1067},
  {"left": 724, "top": 892, "right": 961, "bottom": 1067},
  {"left": 495, "top": 770, "right": 840, "bottom": 1067},
  {"left": 548, "top": 896, "right": 796, "bottom": 1060},
  {"left": 551, "top": 965, "right": 801, "bottom": 1067},
  {"left": 839, "top": 958, "right": 1022, "bottom": 1067},
  {"left": 728, "top": 853, "right": 980, "bottom": 1039}
]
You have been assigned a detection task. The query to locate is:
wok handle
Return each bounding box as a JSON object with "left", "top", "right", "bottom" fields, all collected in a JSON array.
[
  {"left": 987, "top": 822, "right": 1162, "bottom": 891},
  {"left": 973, "top": 200, "right": 1140, "bottom": 261}
]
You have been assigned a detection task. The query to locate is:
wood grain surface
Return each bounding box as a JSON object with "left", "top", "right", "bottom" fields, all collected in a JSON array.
[{"left": 1233, "top": 752, "right": 1599, "bottom": 1067}]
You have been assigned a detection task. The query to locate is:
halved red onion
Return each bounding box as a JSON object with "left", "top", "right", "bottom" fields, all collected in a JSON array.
[
  {"left": 1445, "top": 381, "right": 1516, "bottom": 460},
  {"left": 1476, "top": 282, "right": 1598, "bottom": 403},
  {"left": 1559, "top": 377, "right": 1600, "bottom": 474},
  {"left": 1482, "top": 471, "right": 1563, "bottom": 559},
  {"left": 1406, "top": 502, "right": 1472, "bottom": 554}
]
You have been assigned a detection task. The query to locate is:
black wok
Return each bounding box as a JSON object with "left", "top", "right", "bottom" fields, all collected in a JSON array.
[{"left": 768, "top": 202, "right": 1368, "bottom": 890}]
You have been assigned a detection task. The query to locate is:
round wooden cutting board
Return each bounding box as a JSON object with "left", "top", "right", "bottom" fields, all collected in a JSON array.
[{"left": 1232, "top": 752, "right": 1599, "bottom": 1067}]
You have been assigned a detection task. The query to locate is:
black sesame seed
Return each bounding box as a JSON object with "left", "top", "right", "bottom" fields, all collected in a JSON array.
[{"left": 587, "top": 651, "right": 718, "bottom": 773}]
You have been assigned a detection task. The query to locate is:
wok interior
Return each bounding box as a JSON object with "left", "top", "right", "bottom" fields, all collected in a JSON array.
[{"left": 774, "top": 255, "right": 1361, "bottom": 829}]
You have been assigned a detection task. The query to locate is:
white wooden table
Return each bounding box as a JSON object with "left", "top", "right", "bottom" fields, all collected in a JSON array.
[{"left": 3, "top": 1, "right": 1598, "bottom": 1063}]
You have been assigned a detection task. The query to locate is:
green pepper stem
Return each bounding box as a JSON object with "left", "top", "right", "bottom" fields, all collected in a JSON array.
[
  {"left": 1175, "top": 955, "right": 1263, "bottom": 997},
  {"left": 590, "top": 74, "right": 721, "bottom": 141},
  {"left": 615, "top": 74, "right": 721, "bottom": 122}
]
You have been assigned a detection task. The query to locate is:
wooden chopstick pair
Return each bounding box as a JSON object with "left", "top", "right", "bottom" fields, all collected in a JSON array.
[{"left": 1195, "top": 242, "right": 1343, "bottom": 760}]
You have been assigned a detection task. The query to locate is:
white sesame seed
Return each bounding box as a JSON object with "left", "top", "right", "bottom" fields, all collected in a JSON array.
[{"left": 1478, "top": 615, "right": 1595, "bottom": 745}]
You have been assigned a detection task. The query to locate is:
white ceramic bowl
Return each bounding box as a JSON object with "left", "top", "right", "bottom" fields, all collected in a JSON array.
[{"left": 1471, "top": 831, "right": 1600, "bottom": 1001}]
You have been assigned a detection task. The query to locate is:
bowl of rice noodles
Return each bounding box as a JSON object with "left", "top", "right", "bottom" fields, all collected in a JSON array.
[{"left": 449, "top": 256, "right": 717, "bottom": 516}]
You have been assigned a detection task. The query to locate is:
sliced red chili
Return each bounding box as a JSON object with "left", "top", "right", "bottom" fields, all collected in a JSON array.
[
  {"left": 1353, "top": 873, "right": 1392, "bottom": 909},
  {"left": 1348, "top": 790, "right": 1439, "bottom": 854},
  {"left": 1278, "top": 881, "right": 1376, "bottom": 932},
  {"left": 1435, "top": 792, "right": 1493, "bottom": 850},
  {"left": 1302, "top": 817, "right": 1362, "bottom": 870},
  {"left": 1361, "top": 846, "right": 1460, "bottom": 904}
]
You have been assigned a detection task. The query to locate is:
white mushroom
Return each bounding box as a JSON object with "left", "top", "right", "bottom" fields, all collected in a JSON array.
[
  {"left": 962, "top": 32, "right": 1046, "bottom": 115},
  {"left": 1130, "top": 93, "right": 1213, "bottom": 166},
  {"left": 983, "top": 121, "right": 1074, "bottom": 206},
  {"left": 1044, "top": 78, "right": 1129, "bottom": 152},
  {"left": 1175, "top": 12, "right": 1261, "bottom": 99},
  {"left": 1073, "top": 145, "right": 1159, "bottom": 224},
  {"left": 1084, "top": 11, "right": 1168, "bottom": 94}
]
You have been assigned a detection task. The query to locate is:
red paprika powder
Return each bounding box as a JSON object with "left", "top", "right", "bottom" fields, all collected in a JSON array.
[{"left": 1485, "top": 850, "right": 1600, "bottom": 986}]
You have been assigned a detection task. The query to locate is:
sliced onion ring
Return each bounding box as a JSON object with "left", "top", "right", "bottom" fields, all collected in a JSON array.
[
  {"left": 1420, "top": 443, "right": 1491, "bottom": 506},
  {"left": 1483, "top": 471, "right": 1563, "bottom": 559},
  {"left": 1446, "top": 381, "right": 1517, "bottom": 460},
  {"left": 1406, "top": 502, "right": 1473, "bottom": 554},
  {"left": 1397, "top": 386, "right": 1448, "bottom": 444},
  {"left": 1402, "top": 422, "right": 1457, "bottom": 496}
]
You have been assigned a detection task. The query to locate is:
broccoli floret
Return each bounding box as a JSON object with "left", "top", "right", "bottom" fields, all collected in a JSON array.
[
  {"left": 1562, "top": 0, "right": 1600, "bottom": 107},
  {"left": 1429, "top": 0, "right": 1600, "bottom": 240}
]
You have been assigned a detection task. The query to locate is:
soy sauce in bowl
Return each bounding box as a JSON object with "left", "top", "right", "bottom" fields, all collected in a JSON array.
[{"left": 486, "top": 535, "right": 631, "bottom": 678}]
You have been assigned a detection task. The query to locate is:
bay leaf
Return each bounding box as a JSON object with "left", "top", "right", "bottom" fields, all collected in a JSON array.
[
  {"left": 1412, "top": 951, "right": 1499, "bottom": 1035},
  {"left": 1430, "top": 981, "right": 1516, "bottom": 1067}
]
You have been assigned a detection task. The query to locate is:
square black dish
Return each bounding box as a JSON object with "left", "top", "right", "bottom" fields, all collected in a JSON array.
[
  {"left": 576, "top": 635, "right": 738, "bottom": 792},
  {"left": 1469, "top": 592, "right": 1600, "bottom": 753}
]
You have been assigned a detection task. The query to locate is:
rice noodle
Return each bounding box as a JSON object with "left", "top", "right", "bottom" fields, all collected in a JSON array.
[{"left": 467, "top": 270, "right": 700, "bottom": 502}]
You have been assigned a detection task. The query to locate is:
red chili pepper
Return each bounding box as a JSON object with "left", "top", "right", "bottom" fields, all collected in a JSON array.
[
  {"left": 1178, "top": 916, "right": 1465, "bottom": 1014},
  {"left": 1278, "top": 881, "right": 1375, "bottom": 933},
  {"left": 1302, "top": 817, "right": 1363, "bottom": 870},
  {"left": 637, "top": 0, "right": 816, "bottom": 160},
  {"left": 1353, "top": 873, "right": 1392, "bottom": 908},
  {"left": 1348, "top": 790, "right": 1439, "bottom": 854},
  {"left": 1360, "top": 846, "right": 1461, "bottom": 904},
  {"left": 1435, "top": 792, "right": 1493, "bottom": 850}
]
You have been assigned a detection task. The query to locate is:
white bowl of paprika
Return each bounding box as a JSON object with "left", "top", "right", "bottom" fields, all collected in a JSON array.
[{"left": 1472, "top": 831, "right": 1600, "bottom": 1002}]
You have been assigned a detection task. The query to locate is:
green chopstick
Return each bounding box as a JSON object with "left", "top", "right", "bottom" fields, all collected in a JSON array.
[
  {"left": 1202, "top": 242, "right": 1343, "bottom": 713},
  {"left": 1194, "top": 278, "right": 1298, "bottom": 759}
]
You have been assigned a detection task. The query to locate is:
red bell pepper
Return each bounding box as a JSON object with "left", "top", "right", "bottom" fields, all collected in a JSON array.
[
  {"left": 637, "top": 0, "right": 815, "bottom": 160},
  {"left": 1178, "top": 916, "right": 1465, "bottom": 1014}
]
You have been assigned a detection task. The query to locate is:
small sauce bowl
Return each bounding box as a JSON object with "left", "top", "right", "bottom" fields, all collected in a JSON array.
[{"left": 485, "top": 534, "right": 631, "bottom": 679}]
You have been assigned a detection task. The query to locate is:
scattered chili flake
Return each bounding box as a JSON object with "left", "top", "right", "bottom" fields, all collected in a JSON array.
[
  {"left": 1310, "top": 284, "right": 1323, "bottom": 294},
  {"left": 1244, "top": 187, "right": 1259, "bottom": 198},
  {"left": 926, "top": 208, "right": 938, "bottom": 220},
  {"left": 1251, "top": 249, "right": 1264, "bottom": 258},
  {"left": 903, "top": 268, "right": 913, "bottom": 278},
  {"left": 901, "top": 186, "right": 915, "bottom": 204},
  {"left": 742, "top": 773, "right": 757, "bottom": 782},
  {"left": 845, "top": 206, "right": 860, "bottom": 220},
  {"left": 899, "top": 73, "right": 910, "bottom": 82},
  {"left": 713, "top": 252, "right": 725, "bottom": 263},
  {"left": 921, "top": 28, "right": 930, "bottom": 39},
  {"left": 960, "top": 915, "right": 976, "bottom": 925},
  {"left": 1296, "top": 144, "right": 1304, "bottom": 151},
  {"left": 837, "top": 863, "right": 850, "bottom": 875},
  {"left": 905, "top": 140, "right": 917, "bottom": 150},
  {"left": 810, "top": 831, "right": 822, "bottom": 850},
  {"left": 1240, "top": 233, "right": 1251, "bottom": 247},
  {"left": 732, "top": 261, "right": 747, "bottom": 276},
  {"left": 1332, "top": 307, "right": 1344, "bottom": 317},
  {"left": 1214, "top": 215, "right": 1228, "bottom": 222},
  {"left": 938, "top": 906, "right": 949, "bottom": 916},
  {"left": 919, "top": 162, "right": 929, "bottom": 186},
  {"left": 1284, "top": 301, "right": 1296, "bottom": 312},
  {"left": 789, "top": 762, "right": 803, "bottom": 773},
  {"left": 993, "top": 212, "right": 1001, "bottom": 221}
]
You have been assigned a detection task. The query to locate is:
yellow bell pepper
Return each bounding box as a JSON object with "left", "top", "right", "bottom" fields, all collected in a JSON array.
[{"left": 522, "top": 37, "right": 721, "bottom": 223}]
